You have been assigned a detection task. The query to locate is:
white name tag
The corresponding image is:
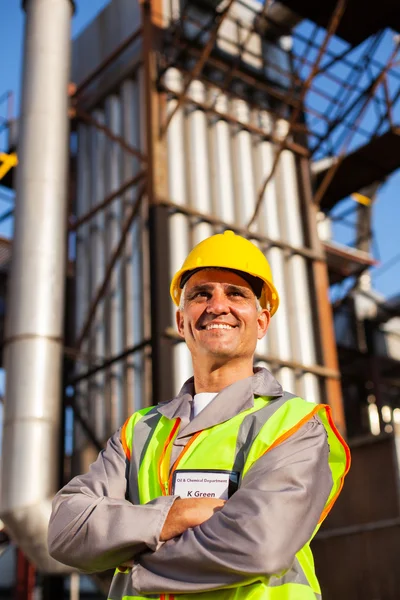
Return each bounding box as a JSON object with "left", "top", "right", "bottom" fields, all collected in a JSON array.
[{"left": 172, "top": 470, "right": 239, "bottom": 500}]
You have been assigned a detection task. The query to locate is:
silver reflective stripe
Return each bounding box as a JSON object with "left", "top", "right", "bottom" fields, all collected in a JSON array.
[
  {"left": 232, "top": 391, "right": 297, "bottom": 474},
  {"left": 268, "top": 557, "right": 310, "bottom": 588},
  {"left": 129, "top": 407, "right": 162, "bottom": 504},
  {"left": 108, "top": 570, "right": 158, "bottom": 599}
]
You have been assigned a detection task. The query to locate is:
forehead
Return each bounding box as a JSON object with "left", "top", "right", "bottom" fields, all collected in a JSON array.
[{"left": 185, "top": 268, "right": 253, "bottom": 291}]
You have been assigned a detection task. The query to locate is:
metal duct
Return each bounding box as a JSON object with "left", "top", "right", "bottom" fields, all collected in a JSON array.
[
  {"left": 121, "top": 77, "right": 146, "bottom": 414},
  {"left": 0, "top": 0, "right": 73, "bottom": 573}
]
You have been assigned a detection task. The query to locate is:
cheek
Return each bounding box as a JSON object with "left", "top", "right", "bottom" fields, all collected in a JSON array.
[{"left": 183, "top": 308, "right": 201, "bottom": 331}]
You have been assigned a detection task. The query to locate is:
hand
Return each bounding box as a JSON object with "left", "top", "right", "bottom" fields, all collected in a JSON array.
[{"left": 160, "top": 497, "right": 225, "bottom": 541}]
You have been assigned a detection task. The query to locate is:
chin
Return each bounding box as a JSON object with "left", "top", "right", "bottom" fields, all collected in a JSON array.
[{"left": 203, "top": 344, "right": 238, "bottom": 358}]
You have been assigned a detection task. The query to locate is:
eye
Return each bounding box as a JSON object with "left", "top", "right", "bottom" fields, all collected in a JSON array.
[
  {"left": 229, "top": 291, "right": 244, "bottom": 297},
  {"left": 192, "top": 291, "right": 210, "bottom": 300}
]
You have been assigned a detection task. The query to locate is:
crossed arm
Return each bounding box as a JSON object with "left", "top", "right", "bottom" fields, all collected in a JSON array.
[{"left": 48, "top": 416, "right": 332, "bottom": 593}]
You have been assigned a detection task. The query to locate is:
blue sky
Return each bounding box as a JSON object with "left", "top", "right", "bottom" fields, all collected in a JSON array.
[{"left": 0, "top": 0, "right": 399, "bottom": 302}]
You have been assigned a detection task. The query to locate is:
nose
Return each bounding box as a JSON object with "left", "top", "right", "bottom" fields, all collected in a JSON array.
[{"left": 206, "top": 287, "right": 230, "bottom": 315}]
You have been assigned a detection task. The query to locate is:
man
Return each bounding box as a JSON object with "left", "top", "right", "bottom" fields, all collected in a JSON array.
[{"left": 48, "top": 230, "right": 350, "bottom": 599}]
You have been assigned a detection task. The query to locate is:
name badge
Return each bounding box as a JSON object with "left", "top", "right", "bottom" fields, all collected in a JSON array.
[{"left": 172, "top": 469, "right": 239, "bottom": 500}]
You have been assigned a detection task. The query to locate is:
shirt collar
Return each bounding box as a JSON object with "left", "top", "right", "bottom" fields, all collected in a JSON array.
[{"left": 158, "top": 367, "right": 283, "bottom": 437}]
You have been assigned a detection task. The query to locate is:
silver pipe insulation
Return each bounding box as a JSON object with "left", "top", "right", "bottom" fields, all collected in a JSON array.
[{"left": 0, "top": 0, "right": 73, "bottom": 573}]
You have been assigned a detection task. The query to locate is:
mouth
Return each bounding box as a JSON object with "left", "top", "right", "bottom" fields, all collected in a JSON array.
[{"left": 200, "top": 323, "right": 238, "bottom": 331}]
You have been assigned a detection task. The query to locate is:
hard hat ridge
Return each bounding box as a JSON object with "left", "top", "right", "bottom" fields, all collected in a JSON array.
[{"left": 170, "top": 230, "right": 280, "bottom": 315}]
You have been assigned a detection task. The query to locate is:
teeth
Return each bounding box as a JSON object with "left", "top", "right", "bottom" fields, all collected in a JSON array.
[{"left": 205, "top": 324, "right": 234, "bottom": 330}]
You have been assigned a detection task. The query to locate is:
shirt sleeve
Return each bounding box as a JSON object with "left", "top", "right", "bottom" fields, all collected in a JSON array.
[
  {"left": 47, "top": 428, "right": 177, "bottom": 573},
  {"left": 130, "top": 415, "right": 333, "bottom": 594}
]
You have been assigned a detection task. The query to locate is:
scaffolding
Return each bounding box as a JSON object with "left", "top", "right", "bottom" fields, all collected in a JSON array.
[{"left": 1, "top": 0, "right": 400, "bottom": 597}]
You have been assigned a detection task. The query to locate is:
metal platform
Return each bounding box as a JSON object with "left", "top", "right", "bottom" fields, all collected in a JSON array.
[
  {"left": 323, "top": 240, "right": 378, "bottom": 284},
  {"left": 280, "top": 0, "right": 400, "bottom": 45},
  {"left": 316, "top": 128, "right": 400, "bottom": 210}
]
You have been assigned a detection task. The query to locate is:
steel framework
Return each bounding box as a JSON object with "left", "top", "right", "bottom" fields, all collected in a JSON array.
[
  {"left": 0, "top": 0, "right": 398, "bottom": 477},
  {"left": 58, "top": 0, "right": 400, "bottom": 461},
  {"left": 0, "top": 0, "right": 399, "bottom": 592}
]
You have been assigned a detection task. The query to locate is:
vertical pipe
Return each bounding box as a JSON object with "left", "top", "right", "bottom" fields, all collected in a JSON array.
[
  {"left": 0, "top": 0, "right": 73, "bottom": 571},
  {"left": 88, "top": 110, "right": 106, "bottom": 443},
  {"left": 72, "top": 123, "right": 94, "bottom": 474},
  {"left": 187, "top": 80, "right": 213, "bottom": 245},
  {"left": 277, "top": 144, "right": 320, "bottom": 403},
  {"left": 256, "top": 110, "right": 294, "bottom": 391},
  {"left": 209, "top": 91, "right": 235, "bottom": 225},
  {"left": 121, "top": 77, "right": 144, "bottom": 414},
  {"left": 231, "top": 98, "right": 257, "bottom": 229},
  {"left": 104, "top": 95, "right": 124, "bottom": 432},
  {"left": 165, "top": 69, "right": 192, "bottom": 393}
]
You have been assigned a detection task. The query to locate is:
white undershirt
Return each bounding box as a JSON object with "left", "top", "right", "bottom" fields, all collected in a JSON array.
[{"left": 192, "top": 392, "right": 218, "bottom": 419}]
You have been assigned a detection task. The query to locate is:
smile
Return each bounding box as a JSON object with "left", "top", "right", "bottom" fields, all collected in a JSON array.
[{"left": 204, "top": 324, "right": 236, "bottom": 331}]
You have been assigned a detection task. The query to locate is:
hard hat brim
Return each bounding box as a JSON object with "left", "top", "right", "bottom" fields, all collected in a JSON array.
[{"left": 171, "top": 266, "right": 279, "bottom": 316}]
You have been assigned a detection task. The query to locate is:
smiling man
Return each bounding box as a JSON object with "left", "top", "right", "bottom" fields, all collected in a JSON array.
[{"left": 48, "top": 230, "right": 350, "bottom": 600}]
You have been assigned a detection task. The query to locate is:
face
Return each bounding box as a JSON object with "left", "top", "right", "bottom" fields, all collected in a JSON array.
[{"left": 176, "top": 269, "right": 270, "bottom": 364}]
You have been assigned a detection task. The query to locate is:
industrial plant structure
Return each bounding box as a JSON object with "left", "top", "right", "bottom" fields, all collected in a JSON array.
[{"left": 0, "top": 0, "right": 400, "bottom": 598}]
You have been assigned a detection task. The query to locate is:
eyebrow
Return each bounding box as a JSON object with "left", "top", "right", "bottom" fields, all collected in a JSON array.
[{"left": 187, "top": 283, "right": 252, "bottom": 297}]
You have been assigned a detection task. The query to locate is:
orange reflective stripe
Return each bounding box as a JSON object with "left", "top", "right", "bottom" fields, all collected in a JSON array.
[
  {"left": 120, "top": 417, "right": 131, "bottom": 461},
  {"left": 262, "top": 403, "right": 351, "bottom": 526},
  {"left": 318, "top": 405, "right": 351, "bottom": 524},
  {"left": 158, "top": 418, "right": 181, "bottom": 496},
  {"left": 168, "top": 431, "right": 203, "bottom": 493},
  {"left": 263, "top": 404, "right": 324, "bottom": 455}
]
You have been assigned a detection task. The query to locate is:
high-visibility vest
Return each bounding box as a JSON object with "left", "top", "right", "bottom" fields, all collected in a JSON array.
[{"left": 108, "top": 393, "right": 350, "bottom": 600}]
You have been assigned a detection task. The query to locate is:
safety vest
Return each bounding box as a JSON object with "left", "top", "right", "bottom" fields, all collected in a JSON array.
[{"left": 108, "top": 393, "right": 350, "bottom": 600}]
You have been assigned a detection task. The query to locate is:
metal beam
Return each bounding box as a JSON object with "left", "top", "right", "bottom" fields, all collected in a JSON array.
[
  {"left": 75, "top": 108, "right": 147, "bottom": 163},
  {"left": 75, "top": 185, "right": 145, "bottom": 349},
  {"left": 142, "top": 0, "right": 174, "bottom": 404},
  {"left": 68, "top": 339, "right": 151, "bottom": 387},
  {"left": 149, "top": 206, "right": 176, "bottom": 403},
  {"left": 165, "top": 328, "right": 340, "bottom": 380},
  {"left": 299, "top": 157, "right": 346, "bottom": 433},
  {"left": 313, "top": 41, "right": 400, "bottom": 207},
  {"left": 157, "top": 197, "right": 325, "bottom": 262},
  {"left": 68, "top": 170, "right": 146, "bottom": 231},
  {"left": 73, "top": 26, "right": 143, "bottom": 100},
  {"left": 160, "top": 81, "right": 309, "bottom": 157}
]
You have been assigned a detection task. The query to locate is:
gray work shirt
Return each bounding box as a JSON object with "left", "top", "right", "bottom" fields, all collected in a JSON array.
[{"left": 48, "top": 368, "right": 333, "bottom": 594}]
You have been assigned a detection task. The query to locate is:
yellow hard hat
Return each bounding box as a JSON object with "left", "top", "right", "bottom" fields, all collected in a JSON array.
[{"left": 170, "top": 230, "right": 279, "bottom": 315}]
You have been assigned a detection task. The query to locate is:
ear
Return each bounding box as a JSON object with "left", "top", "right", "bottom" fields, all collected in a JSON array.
[
  {"left": 257, "top": 309, "right": 270, "bottom": 340},
  {"left": 176, "top": 310, "right": 186, "bottom": 339}
]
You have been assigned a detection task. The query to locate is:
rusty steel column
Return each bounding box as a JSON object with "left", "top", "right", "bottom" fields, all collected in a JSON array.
[
  {"left": 299, "top": 157, "right": 346, "bottom": 433},
  {"left": 142, "top": 0, "right": 174, "bottom": 403}
]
